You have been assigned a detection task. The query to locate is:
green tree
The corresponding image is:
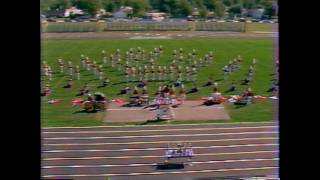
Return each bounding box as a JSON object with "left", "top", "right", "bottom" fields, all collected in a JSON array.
[
  {"left": 178, "top": 0, "right": 193, "bottom": 17},
  {"left": 228, "top": 4, "right": 241, "bottom": 14},
  {"left": 41, "top": 0, "right": 56, "bottom": 11},
  {"left": 242, "top": 0, "right": 255, "bottom": 9},
  {"left": 199, "top": 8, "right": 208, "bottom": 18},
  {"left": 222, "top": 0, "right": 232, "bottom": 6},
  {"left": 167, "top": 0, "right": 180, "bottom": 16},
  {"left": 263, "top": 3, "right": 273, "bottom": 17},
  {"left": 50, "top": 0, "right": 71, "bottom": 10},
  {"left": 203, "top": 0, "right": 215, "bottom": 10},
  {"left": 103, "top": 0, "right": 116, "bottom": 12},
  {"left": 71, "top": 0, "right": 102, "bottom": 16},
  {"left": 123, "top": 0, "right": 150, "bottom": 17},
  {"left": 213, "top": 0, "right": 225, "bottom": 17}
]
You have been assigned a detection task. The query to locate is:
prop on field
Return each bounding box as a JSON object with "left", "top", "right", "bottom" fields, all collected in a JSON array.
[
  {"left": 165, "top": 143, "right": 193, "bottom": 162},
  {"left": 73, "top": 92, "right": 108, "bottom": 112},
  {"left": 48, "top": 99, "right": 60, "bottom": 104},
  {"left": 112, "top": 98, "right": 126, "bottom": 104}
]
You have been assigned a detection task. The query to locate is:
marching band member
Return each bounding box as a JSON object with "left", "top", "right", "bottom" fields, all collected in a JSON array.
[
  {"left": 68, "top": 61, "right": 73, "bottom": 76},
  {"left": 47, "top": 66, "right": 52, "bottom": 81},
  {"left": 92, "top": 61, "right": 97, "bottom": 76},
  {"left": 80, "top": 54, "right": 85, "bottom": 68},
  {"left": 58, "top": 59, "right": 64, "bottom": 73},
  {"left": 131, "top": 66, "right": 137, "bottom": 82},
  {"left": 75, "top": 65, "right": 80, "bottom": 80},
  {"left": 98, "top": 65, "right": 103, "bottom": 80},
  {"left": 86, "top": 57, "right": 91, "bottom": 71}
]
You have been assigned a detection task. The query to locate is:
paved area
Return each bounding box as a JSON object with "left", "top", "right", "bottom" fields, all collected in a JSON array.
[
  {"left": 105, "top": 101, "right": 230, "bottom": 123},
  {"left": 41, "top": 122, "right": 279, "bottom": 180}
]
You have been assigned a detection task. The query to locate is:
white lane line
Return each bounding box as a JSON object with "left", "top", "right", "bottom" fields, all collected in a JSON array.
[
  {"left": 43, "top": 126, "right": 278, "bottom": 134},
  {"left": 42, "top": 166, "right": 278, "bottom": 177},
  {"left": 42, "top": 121, "right": 278, "bottom": 129},
  {"left": 43, "top": 137, "right": 278, "bottom": 146},
  {"left": 43, "top": 158, "right": 279, "bottom": 169},
  {"left": 43, "top": 143, "right": 278, "bottom": 153},
  {"left": 43, "top": 131, "right": 277, "bottom": 140},
  {"left": 43, "top": 150, "right": 278, "bottom": 161}
]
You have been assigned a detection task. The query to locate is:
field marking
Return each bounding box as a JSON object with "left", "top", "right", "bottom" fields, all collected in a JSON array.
[
  {"left": 43, "top": 157, "right": 278, "bottom": 169},
  {"left": 42, "top": 121, "right": 278, "bottom": 129},
  {"left": 43, "top": 125, "right": 277, "bottom": 134},
  {"left": 43, "top": 131, "right": 277, "bottom": 140},
  {"left": 43, "top": 143, "right": 278, "bottom": 153},
  {"left": 42, "top": 166, "right": 278, "bottom": 177},
  {"left": 43, "top": 137, "right": 278, "bottom": 146},
  {"left": 43, "top": 150, "right": 278, "bottom": 161}
]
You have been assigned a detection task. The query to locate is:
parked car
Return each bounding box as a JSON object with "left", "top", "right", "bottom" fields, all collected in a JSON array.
[{"left": 47, "top": 18, "right": 56, "bottom": 22}]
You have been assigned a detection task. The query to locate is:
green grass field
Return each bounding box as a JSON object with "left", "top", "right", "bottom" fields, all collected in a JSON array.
[{"left": 41, "top": 37, "right": 275, "bottom": 127}]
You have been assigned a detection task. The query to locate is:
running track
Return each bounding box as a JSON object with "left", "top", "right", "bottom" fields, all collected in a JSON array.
[{"left": 41, "top": 122, "right": 279, "bottom": 180}]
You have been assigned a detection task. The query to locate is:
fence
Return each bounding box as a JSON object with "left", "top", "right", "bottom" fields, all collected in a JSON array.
[{"left": 43, "top": 21, "right": 245, "bottom": 33}]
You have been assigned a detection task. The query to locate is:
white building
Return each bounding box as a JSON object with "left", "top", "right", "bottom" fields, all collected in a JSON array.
[{"left": 64, "top": 7, "right": 84, "bottom": 17}]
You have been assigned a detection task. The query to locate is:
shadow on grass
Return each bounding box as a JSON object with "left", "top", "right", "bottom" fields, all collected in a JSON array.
[{"left": 72, "top": 109, "right": 98, "bottom": 114}]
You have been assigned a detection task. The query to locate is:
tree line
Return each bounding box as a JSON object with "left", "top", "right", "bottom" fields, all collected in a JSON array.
[{"left": 41, "top": 0, "right": 276, "bottom": 18}]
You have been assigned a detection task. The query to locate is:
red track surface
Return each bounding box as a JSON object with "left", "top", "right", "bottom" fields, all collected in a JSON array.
[{"left": 41, "top": 122, "right": 278, "bottom": 180}]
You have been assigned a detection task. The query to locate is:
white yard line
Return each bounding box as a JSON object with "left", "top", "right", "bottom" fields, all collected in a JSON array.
[
  {"left": 42, "top": 166, "right": 278, "bottom": 177},
  {"left": 43, "top": 150, "right": 278, "bottom": 161},
  {"left": 42, "top": 121, "right": 277, "bottom": 129},
  {"left": 43, "top": 157, "right": 278, "bottom": 169},
  {"left": 42, "top": 131, "right": 277, "bottom": 140},
  {"left": 42, "top": 143, "right": 278, "bottom": 153},
  {"left": 43, "top": 137, "right": 278, "bottom": 146},
  {"left": 42, "top": 125, "right": 277, "bottom": 134}
]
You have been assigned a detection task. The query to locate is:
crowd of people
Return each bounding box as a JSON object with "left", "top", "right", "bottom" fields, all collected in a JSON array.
[{"left": 41, "top": 46, "right": 278, "bottom": 112}]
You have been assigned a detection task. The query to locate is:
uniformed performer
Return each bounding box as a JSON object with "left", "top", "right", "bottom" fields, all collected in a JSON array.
[
  {"left": 191, "top": 65, "right": 197, "bottom": 82},
  {"left": 80, "top": 54, "right": 85, "bottom": 68},
  {"left": 110, "top": 54, "right": 115, "bottom": 67},
  {"left": 157, "top": 66, "right": 163, "bottom": 81},
  {"left": 58, "top": 59, "right": 64, "bottom": 73},
  {"left": 98, "top": 65, "right": 103, "bottom": 80},
  {"left": 125, "top": 67, "right": 130, "bottom": 83},
  {"left": 101, "top": 50, "right": 106, "bottom": 59},
  {"left": 48, "top": 66, "right": 52, "bottom": 81},
  {"left": 144, "top": 65, "right": 149, "bottom": 81},
  {"left": 163, "top": 66, "right": 168, "bottom": 81},
  {"left": 86, "top": 57, "right": 91, "bottom": 71},
  {"left": 75, "top": 65, "right": 80, "bottom": 80},
  {"left": 151, "top": 65, "right": 156, "bottom": 81},
  {"left": 185, "top": 66, "right": 191, "bottom": 82},
  {"left": 159, "top": 45, "right": 163, "bottom": 53},
  {"left": 92, "top": 61, "right": 97, "bottom": 76},
  {"left": 131, "top": 66, "right": 137, "bottom": 82},
  {"left": 169, "top": 65, "right": 175, "bottom": 81},
  {"left": 68, "top": 61, "right": 73, "bottom": 76}
]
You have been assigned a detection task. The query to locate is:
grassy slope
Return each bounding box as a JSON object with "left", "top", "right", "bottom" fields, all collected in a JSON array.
[{"left": 41, "top": 37, "right": 275, "bottom": 127}]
